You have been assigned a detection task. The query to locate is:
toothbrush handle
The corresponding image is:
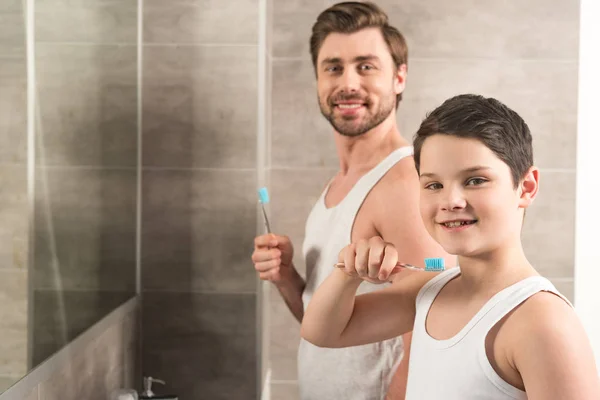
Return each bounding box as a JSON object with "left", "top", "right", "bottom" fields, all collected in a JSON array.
[
  {"left": 261, "top": 205, "right": 271, "bottom": 233},
  {"left": 333, "top": 262, "right": 424, "bottom": 272}
]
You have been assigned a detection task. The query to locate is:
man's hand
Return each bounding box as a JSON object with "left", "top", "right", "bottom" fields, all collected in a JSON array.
[{"left": 252, "top": 233, "right": 294, "bottom": 282}]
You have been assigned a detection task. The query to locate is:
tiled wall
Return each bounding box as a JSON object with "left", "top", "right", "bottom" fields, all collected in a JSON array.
[
  {"left": 0, "top": 0, "right": 28, "bottom": 390},
  {"left": 140, "top": 0, "right": 259, "bottom": 398},
  {"left": 266, "top": 1, "right": 580, "bottom": 399},
  {"left": 31, "top": 0, "right": 138, "bottom": 367},
  {"left": 0, "top": 300, "right": 139, "bottom": 400}
]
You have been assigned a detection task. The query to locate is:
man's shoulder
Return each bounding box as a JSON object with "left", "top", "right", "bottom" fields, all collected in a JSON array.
[{"left": 372, "top": 156, "right": 419, "bottom": 196}]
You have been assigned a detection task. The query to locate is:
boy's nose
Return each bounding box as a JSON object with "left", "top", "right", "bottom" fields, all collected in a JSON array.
[{"left": 441, "top": 187, "right": 467, "bottom": 211}]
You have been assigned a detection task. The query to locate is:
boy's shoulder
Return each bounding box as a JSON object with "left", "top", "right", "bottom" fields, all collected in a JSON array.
[{"left": 509, "top": 290, "right": 574, "bottom": 336}]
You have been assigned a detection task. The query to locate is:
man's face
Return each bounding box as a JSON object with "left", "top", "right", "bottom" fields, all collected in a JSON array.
[{"left": 316, "top": 27, "right": 405, "bottom": 137}]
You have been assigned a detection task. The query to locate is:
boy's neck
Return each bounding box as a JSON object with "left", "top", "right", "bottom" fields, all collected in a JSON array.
[{"left": 455, "top": 240, "right": 538, "bottom": 296}]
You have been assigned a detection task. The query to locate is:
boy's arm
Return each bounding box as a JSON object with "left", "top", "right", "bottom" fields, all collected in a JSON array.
[
  {"left": 512, "top": 293, "right": 600, "bottom": 399},
  {"left": 300, "top": 247, "right": 435, "bottom": 348}
]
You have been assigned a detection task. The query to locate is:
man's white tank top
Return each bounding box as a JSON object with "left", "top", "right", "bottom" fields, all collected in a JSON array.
[
  {"left": 298, "top": 146, "right": 414, "bottom": 400},
  {"left": 405, "top": 267, "right": 572, "bottom": 400}
]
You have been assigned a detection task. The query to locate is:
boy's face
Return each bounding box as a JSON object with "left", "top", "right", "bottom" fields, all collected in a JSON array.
[
  {"left": 315, "top": 27, "right": 406, "bottom": 137},
  {"left": 418, "top": 135, "right": 538, "bottom": 258}
]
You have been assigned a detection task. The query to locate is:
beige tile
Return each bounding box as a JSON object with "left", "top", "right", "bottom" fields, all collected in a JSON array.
[
  {"left": 398, "top": 60, "right": 578, "bottom": 169},
  {"left": 0, "top": 11, "right": 25, "bottom": 57},
  {"left": 25, "top": 387, "right": 39, "bottom": 400},
  {"left": 521, "top": 171, "right": 575, "bottom": 278},
  {"left": 0, "top": 78, "right": 27, "bottom": 165},
  {"left": 0, "top": 270, "right": 27, "bottom": 377},
  {"left": 271, "top": 382, "right": 300, "bottom": 400},
  {"left": 36, "top": 45, "right": 137, "bottom": 167},
  {"left": 35, "top": 0, "right": 137, "bottom": 43},
  {"left": 493, "top": 61, "right": 578, "bottom": 169},
  {"left": 378, "top": 0, "right": 579, "bottom": 60},
  {"left": 272, "top": 0, "right": 329, "bottom": 58},
  {"left": 38, "top": 315, "right": 129, "bottom": 400},
  {"left": 33, "top": 168, "right": 137, "bottom": 292},
  {"left": 141, "top": 169, "right": 257, "bottom": 292},
  {"left": 144, "top": 0, "right": 258, "bottom": 44},
  {"left": 271, "top": 60, "right": 337, "bottom": 168},
  {"left": 142, "top": 45, "right": 257, "bottom": 168},
  {"left": 0, "top": 166, "right": 28, "bottom": 271},
  {"left": 549, "top": 278, "right": 574, "bottom": 304},
  {"left": 397, "top": 59, "right": 501, "bottom": 140}
]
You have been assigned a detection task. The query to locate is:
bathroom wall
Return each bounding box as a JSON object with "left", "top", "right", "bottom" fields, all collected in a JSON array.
[
  {"left": 266, "top": 1, "right": 580, "bottom": 399},
  {"left": 0, "top": 299, "right": 138, "bottom": 400},
  {"left": 31, "top": 0, "right": 138, "bottom": 367},
  {"left": 140, "top": 0, "right": 260, "bottom": 398},
  {"left": 0, "top": 0, "right": 28, "bottom": 391}
]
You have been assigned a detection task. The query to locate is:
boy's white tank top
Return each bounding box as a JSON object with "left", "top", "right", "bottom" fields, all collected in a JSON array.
[
  {"left": 298, "top": 146, "right": 414, "bottom": 400},
  {"left": 406, "top": 267, "right": 572, "bottom": 400}
]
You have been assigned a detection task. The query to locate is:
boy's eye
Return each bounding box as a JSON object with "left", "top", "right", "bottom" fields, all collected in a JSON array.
[
  {"left": 466, "top": 177, "right": 487, "bottom": 186},
  {"left": 425, "top": 182, "right": 442, "bottom": 190}
]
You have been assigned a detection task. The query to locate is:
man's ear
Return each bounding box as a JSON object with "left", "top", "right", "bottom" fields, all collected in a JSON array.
[
  {"left": 394, "top": 63, "right": 407, "bottom": 95},
  {"left": 518, "top": 166, "right": 539, "bottom": 209}
]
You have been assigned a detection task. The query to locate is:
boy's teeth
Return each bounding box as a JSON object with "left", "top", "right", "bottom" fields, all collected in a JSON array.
[{"left": 444, "top": 221, "right": 471, "bottom": 228}]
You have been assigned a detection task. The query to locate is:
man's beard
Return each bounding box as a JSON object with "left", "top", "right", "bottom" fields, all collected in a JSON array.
[{"left": 319, "top": 91, "right": 396, "bottom": 137}]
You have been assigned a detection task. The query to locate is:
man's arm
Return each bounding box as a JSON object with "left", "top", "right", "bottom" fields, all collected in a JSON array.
[
  {"left": 511, "top": 293, "right": 600, "bottom": 399},
  {"left": 252, "top": 234, "right": 306, "bottom": 323}
]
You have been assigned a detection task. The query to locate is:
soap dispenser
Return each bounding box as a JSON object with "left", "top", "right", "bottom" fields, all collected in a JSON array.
[{"left": 139, "top": 376, "right": 178, "bottom": 400}]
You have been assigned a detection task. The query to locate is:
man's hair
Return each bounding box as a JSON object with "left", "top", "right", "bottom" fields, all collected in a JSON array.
[
  {"left": 310, "top": 1, "right": 408, "bottom": 106},
  {"left": 413, "top": 94, "right": 533, "bottom": 188}
]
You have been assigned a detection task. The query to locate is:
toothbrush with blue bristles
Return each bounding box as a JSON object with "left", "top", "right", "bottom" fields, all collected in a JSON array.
[
  {"left": 335, "top": 257, "right": 445, "bottom": 273},
  {"left": 257, "top": 187, "right": 271, "bottom": 233}
]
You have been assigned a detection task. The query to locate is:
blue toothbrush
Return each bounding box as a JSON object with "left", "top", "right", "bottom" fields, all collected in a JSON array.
[
  {"left": 257, "top": 187, "right": 271, "bottom": 233},
  {"left": 335, "top": 257, "right": 445, "bottom": 273}
]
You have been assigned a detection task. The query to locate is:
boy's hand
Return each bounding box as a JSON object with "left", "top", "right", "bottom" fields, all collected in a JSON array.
[{"left": 337, "top": 236, "right": 401, "bottom": 284}]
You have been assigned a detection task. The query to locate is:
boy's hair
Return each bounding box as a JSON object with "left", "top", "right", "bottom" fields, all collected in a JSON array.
[
  {"left": 309, "top": 1, "right": 408, "bottom": 107},
  {"left": 413, "top": 94, "right": 533, "bottom": 188}
]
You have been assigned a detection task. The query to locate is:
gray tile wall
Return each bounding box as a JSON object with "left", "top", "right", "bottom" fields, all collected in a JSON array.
[
  {"left": 0, "top": 0, "right": 28, "bottom": 389},
  {"left": 140, "top": 0, "right": 259, "bottom": 398},
  {"left": 266, "top": 1, "right": 580, "bottom": 399},
  {"left": 31, "top": 0, "right": 138, "bottom": 372},
  {"left": 0, "top": 301, "right": 139, "bottom": 400}
]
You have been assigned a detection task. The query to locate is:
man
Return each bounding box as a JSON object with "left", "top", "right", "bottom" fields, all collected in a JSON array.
[{"left": 252, "top": 2, "right": 453, "bottom": 399}]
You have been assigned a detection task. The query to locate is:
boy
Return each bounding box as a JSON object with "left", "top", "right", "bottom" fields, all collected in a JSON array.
[{"left": 300, "top": 94, "right": 600, "bottom": 399}]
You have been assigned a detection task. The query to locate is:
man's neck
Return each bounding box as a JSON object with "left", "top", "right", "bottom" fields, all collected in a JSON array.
[{"left": 335, "top": 115, "right": 409, "bottom": 175}]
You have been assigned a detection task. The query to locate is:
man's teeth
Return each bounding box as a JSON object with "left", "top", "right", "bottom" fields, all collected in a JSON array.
[
  {"left": 444, "top": 221, "right": 473, "bottom": 228},
  {"left": 337, "top": 104, "right": 362, "bottom": 109}
]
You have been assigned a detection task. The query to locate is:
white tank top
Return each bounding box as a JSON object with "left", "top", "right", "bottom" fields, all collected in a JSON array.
[
  {"left": 298, "top": 146, "right": 414, "bottom": 400},
  {"left": 405, "top": 267, "right": 572, "bottom": 400}
]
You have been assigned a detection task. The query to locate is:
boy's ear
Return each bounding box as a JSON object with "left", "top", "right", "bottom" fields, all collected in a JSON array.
[{"left": 518, "top": 167, "right": 539, "bottom": 209}]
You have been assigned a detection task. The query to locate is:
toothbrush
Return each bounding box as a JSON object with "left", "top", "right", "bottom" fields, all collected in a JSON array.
[
  {"left": 334, "top": 257, "right": 445, "bottom": 273},
  {"left": 257, "top": 187, "right": 272, "bottom": 233}
]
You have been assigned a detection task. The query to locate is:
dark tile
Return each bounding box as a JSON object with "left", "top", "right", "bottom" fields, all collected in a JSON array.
[
  {"left": 32, "top": 290, "right": 132, "bottom": 367},
  {"left": 0, "top": 270, "right": 27, "bottom": 378},
  {"left": 0, "top": 57, "right": 27, "bottom": 164},
  {"left": 142, "top": 292, "right": 256, "bottom": 400},
  {"left": 141, "top": 169, "right": 257, "bottom": 293},
  {"left": 142, "top": 45, "right": 257, "bottom": 168},
  {"left": 0, "top": 166, "right": 28, "bottom": 270},
  {"left": 33, "top": 168, "right": 137, "bottom": 292},
  {"left": 36, "top": 44, "right": 137, "bottom": 167},
  {"left": 144, "top": 0, "right": 258, "bottom": 44}
]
